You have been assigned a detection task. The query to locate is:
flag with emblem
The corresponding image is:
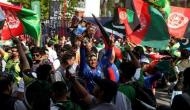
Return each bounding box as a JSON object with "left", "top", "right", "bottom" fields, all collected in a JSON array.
[
  {"left": 0, "top": 2, "right": 40, "bottom": 40},
  {"left": 129, "top": 2, "right": 169, "bottom": 49},
  {"left": 118, "top": 0, "right": 143, "bottom": 35},
  {"left": 167, "top": 6, "right": 190, "bottom": 39},
  {"left": 103, "top": 8, "right": 126, "bottom": 38},
  {"left": 179, "top": 39, "right": 190, "bottom": 49}
]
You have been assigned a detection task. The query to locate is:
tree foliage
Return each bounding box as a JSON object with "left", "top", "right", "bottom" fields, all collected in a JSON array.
[
  {"left": 65, "top": 0, "right": 78, "bottom": 19},
  {"left": 8, "top": 0, "right": 78, "bottom": 20},
  {"left": 8, "top": 0, "right": 49, "bottom": 20}
]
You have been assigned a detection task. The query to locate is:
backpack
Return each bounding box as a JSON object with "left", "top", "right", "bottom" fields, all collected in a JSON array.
[{"left": 129, "top": 82, "right": 157, "bottom": 110}]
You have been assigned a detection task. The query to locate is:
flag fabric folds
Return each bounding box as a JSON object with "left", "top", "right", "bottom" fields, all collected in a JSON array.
[
  {"left": 167, "top": 6, "right": 190, "bottom": 39},
  {"left": 92, "top": 14, "right": 111, "bottom": 48},
  {"left": 0, "top": 2, "right": 40, "bottom": 40},
  {"left": 129, "top": 2, "right": 170, "bottom": 49},
  {"left": 103, "top": 21, "right": 126, "bottom": 38},
  {"left": 103, "top": 7, "right": 126, "bottom": 38},
  {"left": 118, "top": 7, "right": 134, "bottom": 36},
  {"left": 147, "top": 0, "right": 166, "bottom": 8},
  {"left": 117, "top": 0, "right": 142, "bottom": 35},
  {"left": 162, "top": 0, "right": 171, "bottom": 19}
]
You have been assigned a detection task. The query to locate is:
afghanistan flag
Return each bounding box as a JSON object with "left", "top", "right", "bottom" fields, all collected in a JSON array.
[
  {"left": 129, "top": 2, "right": 169, "bottom": 49},
  {"left": 146, "top": 0, "right": 166, "bottom": 8},
  {"left": 103, "top": 7, "right": 126, "bottom": 38},
  {"left": 0, "top": 2, "right": 40, "bottom": 40},
  {"left": 167, "top": 6, "right": 190, "bottom": 39},
  {"left": 162, "top": 0, "right": 171, "bottom": 19},
  {"left": 118, "top": 0, "right": 143, "bottom": 35},
  {"left": 179, "top": 39, "right": 190, "bottom": 49}
]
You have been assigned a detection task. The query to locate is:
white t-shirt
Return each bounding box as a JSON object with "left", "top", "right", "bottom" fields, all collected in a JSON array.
[
  {"left": 14, "top": 100, "right": 27, "bottom": 110},
  {"left": 47, "top": 47, "right": 60, "bottom": 70}
]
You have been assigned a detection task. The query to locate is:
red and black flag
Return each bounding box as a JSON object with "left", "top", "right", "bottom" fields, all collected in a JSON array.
[
  {"left": 118, "top": 0, "right": 143, "bottom": 35},
  {"left": 0, "top": 2, "right": 40, "bottom": 40},
  {"left": 129, "top": 2, "right": 170, "bottom": 49}
]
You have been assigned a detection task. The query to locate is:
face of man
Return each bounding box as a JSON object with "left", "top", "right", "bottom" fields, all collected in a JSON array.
[
  {"left": 86, "top": 42, "right": 93, "bottom": 51},
  {"left": 11, "top": 48, "right": 19, "bottom": 58},
  {"left": 59, "top": 36, "right": 66, "bottom": 46},
  {"left": 67, "top": 56, "right": 75, "bottom": 66},
  {"left": 32, "top": 52, "right": 41, "bottom": 61},
  {"left": 88, "top": 27, "right": 96, "bottom": 37},
  {"left": 88, "top": 56, "right": 97, "bottom": 69}
]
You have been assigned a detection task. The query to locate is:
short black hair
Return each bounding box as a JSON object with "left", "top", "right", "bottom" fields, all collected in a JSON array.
[
  {"left": 51, "top": 81, "right": 68, "bottom": 98},
  {"left": 60, "top": 51, "right": 75, "bottom": 64},
  {"left": 0, "top": 75, "right": 13, "bottom": 92},
  {"left": 94, "top": 78, "right": 118, "bottom": 103},
  {"left": 30, "top": 47, "right": 41, "bottom": 54},
  {"left": 36, "top": 64, "right": 52, "bottom": 81},
  {"left": 25, "top": 80, "right": 51, "bottom": 110},
  {"left": 119, "top": 61, "right": 137, "bottom": 80}
]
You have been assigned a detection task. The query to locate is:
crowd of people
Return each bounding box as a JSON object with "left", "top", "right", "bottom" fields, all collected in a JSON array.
[{"left": 0, "top": 10, "right": 190, "bottom": 110}]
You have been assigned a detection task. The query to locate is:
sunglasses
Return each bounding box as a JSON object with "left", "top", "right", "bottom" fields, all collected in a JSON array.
[{"left": 33, "top": 53, "right": 40, "bottom": 57}]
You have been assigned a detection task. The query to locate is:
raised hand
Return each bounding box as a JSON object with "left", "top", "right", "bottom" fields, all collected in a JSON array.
[{"left": 12, "top": 37, "right": 21, "bottom": 45}]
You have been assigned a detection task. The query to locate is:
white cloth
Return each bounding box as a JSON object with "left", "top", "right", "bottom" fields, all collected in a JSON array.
[
  {"left": 47, "top": 47, "right": 60, "bottom": 70},
  {"left": 1, "top": 59, "right": 6, "bottom": 72},
  {"left": 54, "top": 66, "right": 66, "bottom": 82},
  {"left": 14, "top": 100, "right": 27, "bottom": 110},
  {"left": 140, "top": 57, "right": 150, "bottom": 64},
  {"left": 51, "top": 106, "right": 59, "bottom": 110},
  {"left": 113, "top": 91, "right": 132, "bottom": 110},
  {"left": 16, "top": 78, "right": 25, "bottom": 92},
  {"left": 133, "top": 68, "right": 141, "bottom": 81}
]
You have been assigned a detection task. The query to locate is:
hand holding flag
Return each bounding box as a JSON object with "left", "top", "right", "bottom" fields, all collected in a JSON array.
[{"left": 92, "top": 14, "right": 111, "bottom": 48}]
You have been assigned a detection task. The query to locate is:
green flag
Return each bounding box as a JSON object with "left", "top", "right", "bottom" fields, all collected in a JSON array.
[
  {"left": 19, "top": 8, "right": 41, "bottom": 40},
  {"left": 129, "top": 2, "right": 170, "bottom": 49},
  {"left": 162, "top": 0, "right": 171, "bottom": 18},
  {"left": 147, "top": 0, "right": 166, "bottom": 8},
  {"left": 0, "top": 2, "right": 40, "bottom": 40}
]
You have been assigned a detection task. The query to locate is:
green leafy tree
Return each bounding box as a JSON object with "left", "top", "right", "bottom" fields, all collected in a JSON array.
[
  {"left": 40, "top": 0, "right": 49, "bottom": 20},
  {"left": 65, "top": 0, "right": 78, "bottom": 19},
  {"left": 8, "top": 0, "right": 49, "bottom": 20},
  {"left": 107, "top": 0, "right": 115, "bottom": 17}
]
